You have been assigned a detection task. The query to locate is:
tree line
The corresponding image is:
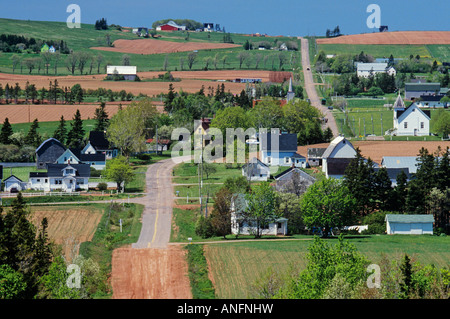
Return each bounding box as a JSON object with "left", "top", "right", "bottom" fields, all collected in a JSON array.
[
  {"left": 0, "top": 81, "right": 135, "bottom": 105},
  {"left": 0, "top": 34, "right": 70, "bottom": 54},
  {"left": 0, "top": 103, "right": 110, "bottom": 162}
]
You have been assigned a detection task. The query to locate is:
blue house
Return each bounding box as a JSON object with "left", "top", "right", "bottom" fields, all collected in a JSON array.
[
  {"left": 55, "top": 148, "right": 106, "bottom": 170},
  {"left": 259, "top": 132, "right": 306, "bottom": 168}
]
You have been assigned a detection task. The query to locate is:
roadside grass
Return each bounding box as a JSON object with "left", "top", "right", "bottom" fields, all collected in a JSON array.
[
  {"left": 204, "top": 234, "right": 450, "bottom": 299},
  {"left": 185, "top": 244, "right": 216, "bottom": 299}
]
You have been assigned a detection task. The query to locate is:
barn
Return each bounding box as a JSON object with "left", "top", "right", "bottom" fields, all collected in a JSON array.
[
  {"left": 106, "top": 65, "right": 137, "bottom": 81},
  {"left": 156, "top": 21, "right": 186, "bottom": 31},
  {"left": 385, "top": 214, "right": 434, "bottom": 235}
]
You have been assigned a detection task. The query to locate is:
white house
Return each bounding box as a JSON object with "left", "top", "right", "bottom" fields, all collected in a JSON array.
[
  {"left": 385, "top": 214, "right": 434, "bottom": 235},
  {"left": 29, "top": 163, "right": 90, "bottom": 192},
  {"left": 82, "top": 131, "right": 118, "bottom": 160},
  {"left": 242, "top": 157, "right": 270, "bottom": 181},
  {"left": 392, "top": 94, "right": 430, "bottom": 136},
  {"left": 322, "top": 136, "right": 356, "bottom": 178},
  {"left": 3, "top": 175, "right": 28, "bottom": 192},
  {"left": 356, "top": 62, "right": 393, "bottom": 78},
  {"left": 230, "top": 195, "right": 288, "bottom": 236}
]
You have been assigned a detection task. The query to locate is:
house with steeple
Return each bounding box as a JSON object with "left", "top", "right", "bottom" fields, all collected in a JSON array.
[{"left": 392, "top": 93, "right": 430, "bottom": 136}]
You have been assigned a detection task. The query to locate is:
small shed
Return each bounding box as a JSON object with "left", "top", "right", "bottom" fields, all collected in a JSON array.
[
  {"left": 385, "top": 214, "right": 434, "bottom": 235},
  {"left": 3, "top": 175, "right": 28, "bottom": 192}
]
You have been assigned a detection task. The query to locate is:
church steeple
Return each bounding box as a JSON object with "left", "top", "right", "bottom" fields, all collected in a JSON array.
[
  {"left": 286, "top": 77, "right": 295, "bottom": 102},
  {"left": 393, "top": 92, "right": 405, "bottom": 110}
]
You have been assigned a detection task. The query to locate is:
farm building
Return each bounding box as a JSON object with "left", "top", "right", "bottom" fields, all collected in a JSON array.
[
  {"left": 241, "top": 157, "right": 270, "bottom": 181},
  {"left": 35, "top": 138, "right": 66, "bottom": 169},
  {"left": 156, "top": 21, "right": 186, "bottom": 31},
  {"left": 373, "top": 167, "right": 411, "bottom": 187},
  {"left": 106, "top": 65, "right": 138, "bottom": 81},
  {"left": 259, "top": 132, "right": 307, "bottom": 168},
  {"left": 274, "top": 167, "right": 316, "bottom": 195},
  {"left": 230, "top": 195, "right": 288, "bottom": 236},
  {"left": 307, "top": 147, "right": 327, "bottom": 167},
  {"left": 392, "top": 94, "right": 430, "bottom": 136},
  {"left": 405, "top": 82, "right": 441, "bottom": 100},
  {"left": 29, "top": 163, "right": 91, "bottom": 193},
  {"left": 322, "top": 136, "right": 356, "bottom": 178},
  {"left": 3, "top": 175, "right": 28, "bottom": 192},
  {"left": 381, "top": 156, "right": 419, "bottom": 174},
  {"left": 203, "top": 23, "right": 214, "bottom": 32},
  {"left": 385, "top": 214, "right": 434, "bottom": 235},
  {"left": 356, "top": 62, "right": 396, "bottom": 78},
  {"left": 414, "top": 95, "right": 448, "bottom": 108}
]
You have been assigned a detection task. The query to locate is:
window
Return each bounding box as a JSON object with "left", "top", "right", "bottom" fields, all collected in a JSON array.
[
  {"left": 267, "top": 157, "right": 271, "bottom": 164},
  {"left": 284, "top": 157, "right": 290, "bottom": 164},
  {"left": 420, "top": 122, "right": 424, "bottom": 129},
  {"left": 404, "top": 122, "right": 408, "bottom": 129}
]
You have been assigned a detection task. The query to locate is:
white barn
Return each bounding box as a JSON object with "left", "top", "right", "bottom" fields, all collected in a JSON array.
[
  {"left": 106, "top": 65, "right": 137, "bottom": 81},
  {"left": 356, "top": 62, "right": 393, "bottom": 78},
  {"left": 322, "top": 136, "right": 357, "bottom": 178},
  {"left": 3, "top": 175, "right": 28, "bottom": 192},
  {"left": 385, "top": 214, "right": 434, "bottom": 235}
]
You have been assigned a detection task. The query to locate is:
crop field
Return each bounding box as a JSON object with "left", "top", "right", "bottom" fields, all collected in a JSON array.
[
  {"left": 29, "top": 204, "right": 104, "bottom": 261},
  {"left": 204, "top": 235, "right": 450, "bottom": 299}
]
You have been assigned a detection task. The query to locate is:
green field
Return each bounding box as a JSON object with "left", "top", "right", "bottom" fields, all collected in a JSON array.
[
  {"left": 0, "top": 18, "right": 301, "bottom": 75},
  {"left": 204, "top": 235, "right": 450, "bottom": 298},
  {"left": 317, "top": 43, "right": 434, "bottom": 59}
]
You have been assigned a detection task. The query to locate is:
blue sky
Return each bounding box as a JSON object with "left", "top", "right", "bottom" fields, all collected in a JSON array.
[{"left": 1, "top": 0, "right": 449, "bottom": 36}]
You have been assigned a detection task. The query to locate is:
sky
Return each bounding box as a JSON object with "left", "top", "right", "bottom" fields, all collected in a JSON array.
[{"left": 1, "top": 0, "right": 449, "bottom": 36}]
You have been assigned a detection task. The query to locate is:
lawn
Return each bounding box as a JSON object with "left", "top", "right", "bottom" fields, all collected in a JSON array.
[
  {"left": 8, "top": 119, "right": 97, "bottom": 139},
  {"left": 204, "top": 234, "right": 450, "bottom": 299}
]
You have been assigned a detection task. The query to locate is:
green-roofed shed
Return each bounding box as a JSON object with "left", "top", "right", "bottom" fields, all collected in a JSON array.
[{"left": 385, "top": 214, "right": 434, "bottom": 235}]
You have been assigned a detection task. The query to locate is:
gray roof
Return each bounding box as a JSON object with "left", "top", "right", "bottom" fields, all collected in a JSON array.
[
  {"left": 381, "top": 156, "right": 419, "bottom": 174},
  {"left": 357, "top": 62, "right": 388, "bottom": 72},
  {"left": 260, "top": 133, "right": 297, "bottom": 152},
  {"left": 322, "top": 136, "right": 354, "bottom": 159},
  {"left": 274, "top": 167, "right": 316, "bottom": 181},
  {"left": 374, "top": 167, "right": 411, "bottom": 180},
  {"left": 385, "top": 214, "right": 434, "bottom": 223},
  {"left": 47, "top": 164, "right": 91, "bottom": 178},
  {"left": 307, "top": 148, "right": 327, "bottom": 159},
  {"left": 405, "top": 82, "right": 440, "bottom": 92}
]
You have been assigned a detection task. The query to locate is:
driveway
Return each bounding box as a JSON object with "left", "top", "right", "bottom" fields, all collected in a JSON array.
[{"left": 299, "top": 37, "right": 339, "bottom": 137}]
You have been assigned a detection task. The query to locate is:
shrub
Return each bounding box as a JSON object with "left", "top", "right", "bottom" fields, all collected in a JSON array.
[{"left": 97, "top": 182, "right": 108, "bottom": 191}]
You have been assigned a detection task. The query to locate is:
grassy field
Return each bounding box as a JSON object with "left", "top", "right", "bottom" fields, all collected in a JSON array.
[
  {"left": 0, "top": 18, "right": 301, "bottom": 75},
  {"left": 204, "top": 235, "right": 450, "bottom": 299},
  {"left": 426, "top": 45, "right": 450, "bottom": 62},
  {"left": 317, "top": 43, "right": 434, "bottom": 59}
]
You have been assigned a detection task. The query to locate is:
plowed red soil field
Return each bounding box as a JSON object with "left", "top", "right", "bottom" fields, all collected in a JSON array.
[
  {"left": 316, "top": 31, "right": 450, "bottom": 45},
  {"left": 111, "top": 246, "right": 192, "bottom": 299},
  {"left": 91, "top": 38, "right": 240, "bottom": 55}
]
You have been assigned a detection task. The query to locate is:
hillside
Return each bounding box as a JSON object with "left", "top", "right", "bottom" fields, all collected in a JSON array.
[{"left": 0, "top": 18, "right": 301, "bottom": 74}]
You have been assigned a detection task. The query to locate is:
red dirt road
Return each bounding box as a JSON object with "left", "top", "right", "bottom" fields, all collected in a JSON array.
[
  {"left": 91, "top": 38, "right": 240, "bottom": 55},
  {"left": 316, "top": 31, "right": 450, "bottom": 45},
  {"left": 111, "top": 246, "right": 192, "bottom": 299}
]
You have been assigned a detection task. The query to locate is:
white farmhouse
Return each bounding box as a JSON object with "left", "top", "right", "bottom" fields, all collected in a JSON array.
[
  {"left": 230, "top": 195, "right": 288, "bottom": 236},
  {"left": 392, "top": 94, "right": 430, "bottom": 136},
  {"left": 385, "top": 214, "right": 434, "bottom": 235},
  {"left": 29, "top": 163, "right": 90, "bottom": 192},
  {"left": 356, "top": 62, "right": 393, "bottom": 78}
]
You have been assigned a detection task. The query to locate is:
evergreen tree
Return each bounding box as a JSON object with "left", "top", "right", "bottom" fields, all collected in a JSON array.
[
  {"left": 52, "top": 115, "right": 67, "bottom": 145},
  {"left": 0, "top": 117, "right": 13, "bottom": 144},
  {"left": 66, "top": 109, "right": 85, "bottom": 149},
  {"left": 343, "top": 148, "right": 376, "bottom": 216},
  {"left": 93, "top": 102, "right": 109, "bottom": 132},
  {"left": 164, "top": 83, "right": 176, "bottom": 113},
  {"left": 393, "top": 170, "right": 408, "bottom": 212},
  {"left": 24, "top": 118, "right": 42, "bottom": 147},
  {"left": 374, "top": 167, "right": 394, "bottom": 211},
  {"left": 33, "top": 217, "right": 53, "bottom": 279}
]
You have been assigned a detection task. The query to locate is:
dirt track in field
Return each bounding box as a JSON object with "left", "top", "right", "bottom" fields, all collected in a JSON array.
[
  {"left": 316, "top": 31, "right": 450, "bottom": 45},
  {"left": 111, "top": 246, "right": 192, "bottom": 299},
  {"left": 91, "top": 38, "right": 240, "bottom": 55}
]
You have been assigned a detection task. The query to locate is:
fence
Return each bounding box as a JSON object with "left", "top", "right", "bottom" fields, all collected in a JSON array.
[{"left": 0, "top": 191, "right": 81, "bottom": 198}]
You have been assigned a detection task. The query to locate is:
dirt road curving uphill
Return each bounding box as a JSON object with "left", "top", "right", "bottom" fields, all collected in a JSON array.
[{"left": 299, "top": 37, "right": 339, "bottom": 137}]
